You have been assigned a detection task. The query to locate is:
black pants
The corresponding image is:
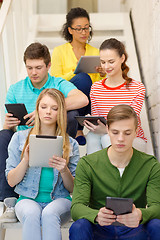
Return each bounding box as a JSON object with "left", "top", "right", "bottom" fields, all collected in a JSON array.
[{"left": 0, "top": 129, "right": 19, "bottom": 201}]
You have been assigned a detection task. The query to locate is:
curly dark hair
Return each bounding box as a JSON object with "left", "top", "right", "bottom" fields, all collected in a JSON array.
[
  {"left": 61, "top": 7, "right": 93, "bottom": 42},
  {"left": 100, "top": 38, "right": 132, "bottom": 86}
]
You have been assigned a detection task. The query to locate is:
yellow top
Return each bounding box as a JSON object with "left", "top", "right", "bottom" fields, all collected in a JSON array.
[{"left": 51, "top": 42, "right": 101, "bottom": 83}]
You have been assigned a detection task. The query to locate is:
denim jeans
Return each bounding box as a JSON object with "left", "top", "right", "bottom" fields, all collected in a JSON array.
[
  {"left": 15, "top": 198, "right": 71, "bottom": 240},
  {"left": 70, "top": 72, "right": 92, "bottom": 130},
  {"left": 0, "top": 129, "right": 18, "bottom": 201},
  {"left": 69, "top": 218, "right": 160, "bottom": 240}
]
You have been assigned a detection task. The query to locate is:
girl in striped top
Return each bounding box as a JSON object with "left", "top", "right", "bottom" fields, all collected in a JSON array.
[{"left": 83, "top": 38, "right": 147, "bottom": 154}]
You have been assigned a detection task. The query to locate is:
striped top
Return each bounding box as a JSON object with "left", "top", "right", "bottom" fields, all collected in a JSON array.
[{"left": 90, "top": 78, "right": 147, "bottom": 142}]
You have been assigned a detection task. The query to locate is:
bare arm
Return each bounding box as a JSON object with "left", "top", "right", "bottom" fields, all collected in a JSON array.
[
  {"left": 49, "top": 156, "right": 74, "bottom": 193},
  {"left": 65, "top": 89, "right": 89, "bottom": 111},
  {"left": 7, "top": 145, "right": 29, "bottom": 187}
]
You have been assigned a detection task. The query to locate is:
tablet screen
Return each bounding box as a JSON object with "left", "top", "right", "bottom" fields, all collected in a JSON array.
[
  {"left": 75, "top": 116, "right": 107, "bottom": 126},
  {"left": 74, "top": 56, "right": 100, "bottom": 74},
  {"left": 29, "top": 135, "right": 63, "bottom": 168}
]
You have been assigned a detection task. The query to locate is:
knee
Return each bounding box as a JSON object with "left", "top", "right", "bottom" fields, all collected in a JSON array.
[
  {"left": 67, "top": 110, "right": 79, "bottom": 138},
  {"left": 42, "top": 206, "right": 58, "bottom": 219},
  {"left": 86, "top": 132, "right": 101, "bottom": 147},
  {"left": 145, "top": 219, "right": 160, "bottom": 232},
  {"left": 78, "top": 73, "right": 92, "bottom": 94},
  {"left": 69, "top": 219, "right": 92, "bottom": 240},
  {"left": 67, "top": 110, "right": 79, "bottom": 121},
  {"left": 0, "top": 129, "right": 14, "bottom": 138},
  {"left": 0, "top": 130, "right": 15, "bottom": 166},
  {"left": 72, "top": 73, "right": 92, "bottom": 95},
  {"left": 16, "top": 204, "right": 40, "bottom": 223},
  {"left": 0, "top": 129, "right": 14, "bottom": 150},
  {"left": 23, "top": 210, "right": 41, "bottom": 224},
  {"left": 78, "top": 73, "right": 92, "bottom": 82},
  {"left": 42, "top": 208, "right": 62, "bottom": 228}
]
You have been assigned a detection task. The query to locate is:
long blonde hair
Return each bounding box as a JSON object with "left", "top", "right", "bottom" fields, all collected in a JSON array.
[{"left": 21, "top": 88, "right": 70, "bottom": 164}]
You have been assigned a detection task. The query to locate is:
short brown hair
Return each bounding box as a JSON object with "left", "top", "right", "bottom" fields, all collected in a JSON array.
[
  {"left": 107, "top": 104, "right": 138, "bottom": 129},
  {"left": 23, "top": 42, "right": 51, "bottom": 66}
]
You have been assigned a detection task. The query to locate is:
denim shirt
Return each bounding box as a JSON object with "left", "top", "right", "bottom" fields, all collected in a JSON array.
[{"left": 5, "top": 129, "right": 80, "bottom": 200}]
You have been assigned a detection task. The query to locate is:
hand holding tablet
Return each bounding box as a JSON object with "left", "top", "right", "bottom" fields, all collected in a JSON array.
[
  {"left": 75, "top": 116, "right": 107, "bottom": 126},
  {"left": 5, "top": 103, "right": 29, "bottom": 125},
  {"left": 106, "top": 197, "right": 133, "bottom": 226}
]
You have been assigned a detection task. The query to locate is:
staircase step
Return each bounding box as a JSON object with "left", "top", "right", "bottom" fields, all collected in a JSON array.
[
  {"left": 36, "top": 13, "right": 125, "bottom": 32},
  {"left": 35, "top": 36, "right": 125, "bottom": 50}
]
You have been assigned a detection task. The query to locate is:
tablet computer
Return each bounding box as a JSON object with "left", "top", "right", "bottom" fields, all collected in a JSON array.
[
  {"left": 74, "top": 56, "right": 100, "bottom": 74},
  {"left": 5, "top": 103, "right": 29, "bottom": 125},
  {"left": 75, "top": 116, "right": 107, "bottom": 126},
  {"left": 29, "top": 135, "right": 63, "bottom": 168},
  {"left": 106, "top": 197, "right": 133, "bottom": 226}
]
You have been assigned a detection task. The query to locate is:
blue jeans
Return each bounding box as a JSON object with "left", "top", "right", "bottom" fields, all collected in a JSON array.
[
  {"left": 15, "top": 198, "right": 71, "bottom": 240},
  {"left": 67, "top": 110, "right": 79, "bottom": 138},
  {"left": 0, "top": 129, "right": 18, "bottom": 201},
  {"left": 69, "top": 218, "right": 160, "bottom": 240},
  {"left": 70, "top": 73, "right": 92, "bottom": 130}
]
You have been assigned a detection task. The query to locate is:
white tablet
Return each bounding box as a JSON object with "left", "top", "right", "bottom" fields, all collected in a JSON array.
[
  {"left": 74, "top": 56, "right": 100, "bottom": 74},
  {"left": 29, "top": 135, "right": 63, "bottom": 168}
]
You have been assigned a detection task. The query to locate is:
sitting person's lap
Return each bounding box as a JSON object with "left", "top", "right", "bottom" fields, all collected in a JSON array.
[{"left": 69, "top": 218, "right": 160, "bottom": 240}]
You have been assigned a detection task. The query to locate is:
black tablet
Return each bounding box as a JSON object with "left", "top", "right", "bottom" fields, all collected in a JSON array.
[
  {"left": 75, "top": 116, "right": 107, "bottom": 126},
  {"left": 5, "top": 103, "right": 29, "bottom": 125},
  {"left": 106, "top": 197, "right": 133, "bottom": 226}
]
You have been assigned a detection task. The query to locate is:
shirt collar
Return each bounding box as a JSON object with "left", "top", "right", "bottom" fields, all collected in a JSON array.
[{"left": 28, "top": 73, "right": 51, "bottom": 91}]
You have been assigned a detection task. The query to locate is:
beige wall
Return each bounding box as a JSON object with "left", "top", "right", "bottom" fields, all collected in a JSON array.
[
  {"left": 68, "top": 0, "right": 97, "bottom": 12},
  {"left": 37, "top": 0, "right": 125, "bottom": 13},
  {"left": 37, "top": 0, "right": 67, "bottom": 13},
  {"left": 124, "top": 0, "right": 160, "bottom": 158},
  {"left": 98, "top": 0, "right": 125, "bottom": 12}
]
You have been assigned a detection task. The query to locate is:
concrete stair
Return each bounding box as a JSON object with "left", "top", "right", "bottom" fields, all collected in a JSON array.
[
  {"left": 0, "top": 11, "right": 154, "bottom": 240},
  {"left": 32, "top": 12, "right": 153, "bottom": 155}
]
